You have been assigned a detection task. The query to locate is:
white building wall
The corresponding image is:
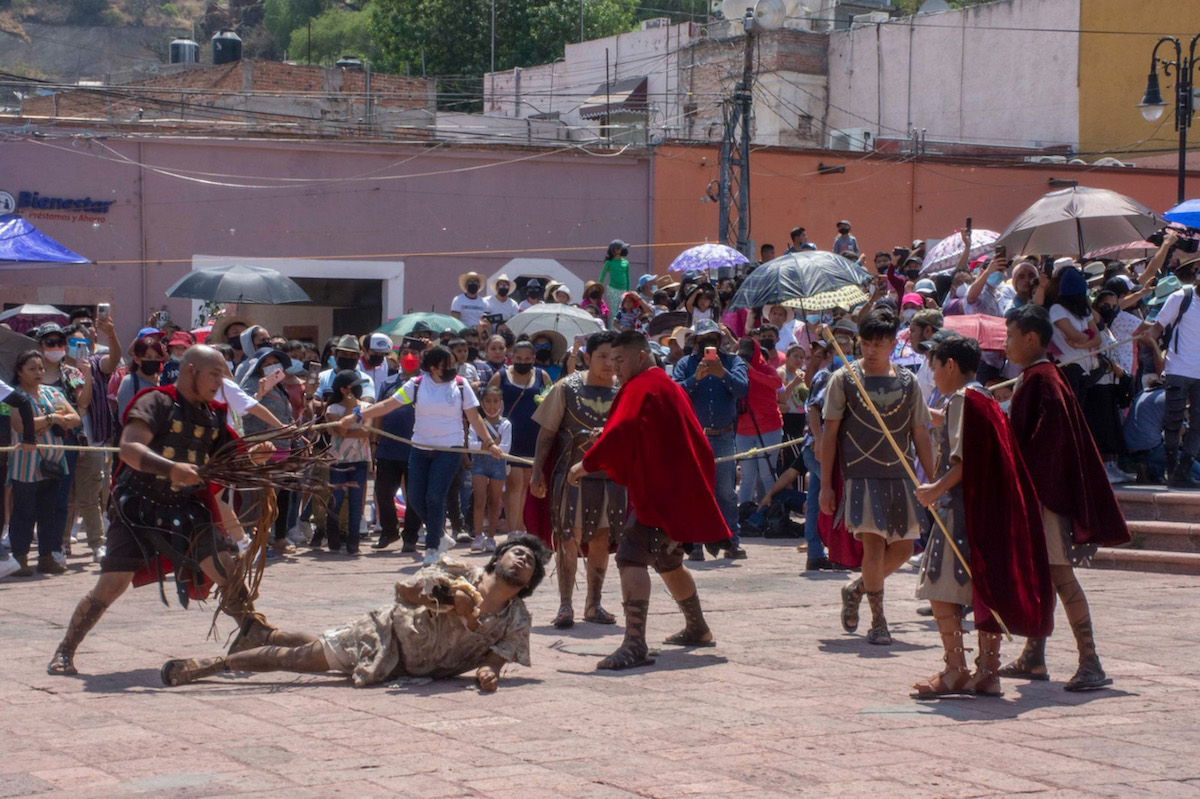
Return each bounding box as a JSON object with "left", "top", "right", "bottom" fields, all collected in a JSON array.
[
  {"left": 485, "top": 22, "right": 698, "bottom": 142},
  {"left": 826, "top": 0, "right": 1080, "bottom": 149}
]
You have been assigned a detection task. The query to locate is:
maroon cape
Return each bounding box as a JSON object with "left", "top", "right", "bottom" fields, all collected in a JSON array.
[
  {"left": 961, "top": 389, "right": 1055, "bottom": 637},
  {"left": 817, "top": 460, "right": 863, "bottom": 569},
  {"left": 1009, "top": 361, "right": 1130, "bottom": 547},
  {"left": 581, "top": 367, "right": 730, "bottom": 544},
  {"left": 117, "top": 384, "right": 237, "bottom": 599}
]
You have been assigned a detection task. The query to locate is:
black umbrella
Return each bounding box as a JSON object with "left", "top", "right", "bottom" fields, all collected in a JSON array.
[
  {"left": 646, "top": 310, "right": 689, "bottom": 337},
  {"left": 165, "top": 264, "right": 311, "bottom": 304},
  {"left": 730, "top": 250, "right": 873, "bottom": 311}
]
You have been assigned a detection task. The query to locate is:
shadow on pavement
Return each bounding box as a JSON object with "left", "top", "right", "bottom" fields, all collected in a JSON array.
[
  {"left": 816, "top": 635, "right": 936, "bottom": 658},
  {"left": 79, "top": 668, "right": 165, "bottom": 693}
]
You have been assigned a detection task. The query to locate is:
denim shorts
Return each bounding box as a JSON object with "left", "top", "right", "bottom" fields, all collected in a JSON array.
[{"left": 471, "top": 453, "right": 508, "bottom": 481}]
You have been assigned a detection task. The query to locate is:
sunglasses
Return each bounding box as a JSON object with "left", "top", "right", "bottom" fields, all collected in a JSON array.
[{"left": 43, "top": 339, "right": 67, "bottom": 347}]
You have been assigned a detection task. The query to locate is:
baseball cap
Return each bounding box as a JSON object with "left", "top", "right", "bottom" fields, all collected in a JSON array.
[
  {"left": 35, "top": 322, "right": 65, "bottom": 340},
  {"left": 901, "top": 292, "right": 924, "bottom": 308},
  {"left": 914, "top": 278, "right": 937, "bottom": 296},
  {"left": 368, "top": 333, "right": 393, "bottom": 352},
  {"left": 136, "top": 326, "right": 163, "bottom": 339},
  {"left": 831, "top": 318, "right": 858, "bottom": 336},
  {"left": 167, "top": 331, "right": 194, "bottom": 348},
  {"left": 919, "top": 327, "right": 964, "bottom": 352},
  {"left": 692, "top": 318, "right": 721, "bottom": 338}
]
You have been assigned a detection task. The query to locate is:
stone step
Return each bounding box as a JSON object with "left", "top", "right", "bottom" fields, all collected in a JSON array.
[
  {"left": 1113, "top": 487, "right": 1200, "bottom": 523},
  {"left": 1127, "top": 520, "right": 1200, "bottom": 553},
  {"left": 1089, "top": 548, "right": 1200, "bottom": 575}
]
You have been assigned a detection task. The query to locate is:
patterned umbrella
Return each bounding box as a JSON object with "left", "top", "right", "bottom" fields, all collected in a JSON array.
[
  {"left": 0, "top": 303, "right": 69, "bottom": 335},
  {"left": 668, "top": 243, "right": 749, "bottom": 273},
  {"left": 942, "top": 314, "right": 1008, "bottom": 352},
  {"left": 920, "top": 229, "right": 1000, "bottom": 275},
  {"left": 732, "top": 250, "right": 872, "bottom": 312}
]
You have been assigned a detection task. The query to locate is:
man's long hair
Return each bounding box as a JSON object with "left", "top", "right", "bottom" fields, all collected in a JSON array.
[{"left": 485, "top": 534, "right": 551, "bottom": 598}]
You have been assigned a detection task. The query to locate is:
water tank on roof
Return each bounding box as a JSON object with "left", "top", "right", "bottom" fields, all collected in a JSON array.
[
  {"left": 336, "top": 55, "right": 364, "bottom": 70},
  {"left": 169, "top": 37, "right": 199, "bottom": 65},
  {"left": 212, "top": 29, "right": 242, "bottom": 65}
]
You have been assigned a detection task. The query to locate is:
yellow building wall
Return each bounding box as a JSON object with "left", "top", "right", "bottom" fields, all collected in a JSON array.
[{"left": 1079, "top": 0, "right": 1200, "bottom": 161}]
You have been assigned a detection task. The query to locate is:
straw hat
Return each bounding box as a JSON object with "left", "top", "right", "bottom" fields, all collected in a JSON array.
[
  {"left": 653, "top": 274, "right": 674, "bottom": 290},
  {"left": 458, "top": 271, "right": 486, "bottom": 294},
  {"left": 490, "top": 273, "right": 513, "bottom": 295},
  {"left": 209, "top": 315, "right": 251, "bottom": 345},
  {"left": 583, "top": 280, "right": 604, "bottom": 300},
  {"left": 530, "top": 329, "right": 568, "bottom": 362}
]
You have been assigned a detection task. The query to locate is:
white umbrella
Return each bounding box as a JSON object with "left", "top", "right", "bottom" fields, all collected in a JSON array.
[
  {"left": 920, "top": 229, "right": 1000, "bottom": 275},
  {"left": 994, "top": 186, "right": 1165, "bottom": 257},
  {"left": 506, "top": 304, "right": 604, "bottom": 342}
]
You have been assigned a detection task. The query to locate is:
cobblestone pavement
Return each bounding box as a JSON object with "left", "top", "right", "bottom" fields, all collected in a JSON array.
[{"left": 2, "top": 538, "right": 1199, "bottom": 798}]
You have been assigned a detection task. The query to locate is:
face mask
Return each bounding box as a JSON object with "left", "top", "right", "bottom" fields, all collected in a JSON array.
[
  {"left": 1098, "top": 305, "right": 1119, "bottom": 326},
  {"left": 43, "top": 348, "right": 66, "bottom": 363},
  {"left": 367, "top": 353, "right": 385, "bottom": 367},
  {"left": 987, "top": 271, "right": 1004, "bottom": 288},
  {"left": 761, "top": 339, "right": 777, "bottom": 350},
  {"left": 496, "top": 286, "right": 510, "bottom": 298},
  {"left": 140, "top": 360, "right": 162, "bottom": 376},
  {"left": 535, "top": 349, "right": 552, "bottom": 364},
  {"left": 902, "top": 308, "right": 917, "bottom": 322},
  {"left": 512, "top": 361, "right": 533, "bottom": 375},
  {"left": 998, "top": 399, "right": 1012, "bottom": 414},
  {"left": 805, "top": 314, "right": 822, "bottom": 325},
  {"left": 527, "top": 290, "right": 542, "bottom": 300},
  {"left": 227, "top": 337, "right": 243, "bottom": 351},
  {"left": 719, "top": 291, "right": 734, "bottom": 302},
  {"left": 832, "top": 354, "right": 855, "bottom": 369},
  {"left": 589, "top": 291, "right": 603, "bottom": 300},
  {"left": 466, "top": 281, "right": 480, "bottom": 294},
  {"left": 955, "top": 283, "right": 969, "bottom": 299},
  {"left": 400, "top": 353, "right": 420, "bottom": 372},
  {"left": 336, "top": 356, "right": 358, "bottom": 371},
  {"left": 226, "top": 360, "right": 236, "bottom": 374},
  {"left": 263, "top": 363, "right": 283, "bottom": 377}
]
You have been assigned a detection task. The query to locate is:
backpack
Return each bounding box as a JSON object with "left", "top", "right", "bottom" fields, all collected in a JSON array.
[{"left": 411, "top": 374, "right": 466, "bottom": 408}]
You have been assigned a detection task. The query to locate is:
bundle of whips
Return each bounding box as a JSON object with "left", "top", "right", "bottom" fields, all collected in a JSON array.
[{"left": 199, "top": 421, "right": 333, "bottom": 631}]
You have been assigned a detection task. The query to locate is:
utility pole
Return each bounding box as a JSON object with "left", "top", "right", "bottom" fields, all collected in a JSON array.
[{"left": 718, "top": 10, "right": 756, "bottom": 257}]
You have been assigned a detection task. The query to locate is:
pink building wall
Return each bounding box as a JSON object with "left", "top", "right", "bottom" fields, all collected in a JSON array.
[{"left": 0, "top": 136, "right": 652, "bottom": 344}]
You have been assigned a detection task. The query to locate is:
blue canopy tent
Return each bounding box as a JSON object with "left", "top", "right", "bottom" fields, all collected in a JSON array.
[{"left": 0, "top": 214, "right": 90, "bottom": 268}]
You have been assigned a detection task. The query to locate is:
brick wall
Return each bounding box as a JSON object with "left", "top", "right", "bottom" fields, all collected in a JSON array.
[{"left": 22, "top": 60, "right": 434, "bottom": 131}]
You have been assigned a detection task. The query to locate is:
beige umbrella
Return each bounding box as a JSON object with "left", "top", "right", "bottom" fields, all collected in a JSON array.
[{"left": 994, "top": 186, "right": 1165, "bottom": 258}]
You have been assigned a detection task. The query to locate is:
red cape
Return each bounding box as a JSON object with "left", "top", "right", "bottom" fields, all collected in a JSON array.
[
  {"left": 581, "top": 367, "right": 730, "bottom": 544},
  {"left": 817, "top": 460, "right": 863, "bottom": 569},
  {"left": 117, "top": 384, "right": 237, "bottom": 599},
  {"left": 1009, "top": 361, "right": 1130, "bottom": 548},
  {"left": 961, "top": 389, "right": 1055, "bottom": 637}
]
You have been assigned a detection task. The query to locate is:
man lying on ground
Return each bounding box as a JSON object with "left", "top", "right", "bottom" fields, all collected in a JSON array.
[{"left": 161, "top": 535, "right": 550, "bottom": 692}]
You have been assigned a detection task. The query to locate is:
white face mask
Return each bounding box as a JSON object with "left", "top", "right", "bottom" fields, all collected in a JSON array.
[
  {"left": 43, "top": 348, "right": 66, "bottom": 363},
  {"left": 902, "top": 308, "right": 917, "bottom": 322},
  {"left": 998, "top": 399, "right": 1012, "bottom": 414},
  {"left": 955, "top": 283, "right": 969, "bottom": 299},
  {"left": 263, "top": 363, "right": 283, "bottom": 377},
  {"left": 226, "top": 360, "right": 236, "bottom": 374}
]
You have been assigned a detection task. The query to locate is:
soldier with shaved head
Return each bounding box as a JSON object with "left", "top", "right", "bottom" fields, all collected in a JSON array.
[{"left": 48, "top": 345, "right": 283, "bottom": 676}]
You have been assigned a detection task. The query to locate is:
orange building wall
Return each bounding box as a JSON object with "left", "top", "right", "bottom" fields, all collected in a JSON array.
[{"left": 650, "top": 144, "right": 1190, "bottom": 272}]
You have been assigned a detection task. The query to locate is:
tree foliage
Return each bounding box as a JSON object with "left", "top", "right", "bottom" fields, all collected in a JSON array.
[
  {"left": 264, "top": 0, "right": 323, "bottom": 49},
  {"left": 286, "top": 6, "right": 375, "bottom": 64}
]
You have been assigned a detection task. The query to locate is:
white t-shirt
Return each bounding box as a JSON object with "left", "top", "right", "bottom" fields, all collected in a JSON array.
[
  {"left": 1156, "top": 287, "right": 1200, "bottom": 379},
  {"left": 0, "top": 378, "right": 11, "bottom": 403},
  {"left": 394, "top": 374, "right": 480, "bottom": 450},
  {"left": 484, "top": 295, "right": 520, "bottom": 322},
  {"left": 468, "top": 416, "right": 512, "bottom": 453},
  {"left": 1049, "top": 304, "right": 1098, "bottom": 371},
  {"left": 517, "top": 299, "right": 541, "bottom": 312},
  {"left": 451, "top": 293, "right": 489, "bottom": 327},
  {"left": 217, "top": 377, "right": 259, "bottom": 416}
]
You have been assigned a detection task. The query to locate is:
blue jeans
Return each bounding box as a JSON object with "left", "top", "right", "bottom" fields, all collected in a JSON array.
[
  {"left": 709, "top": 431, "right": 740, "bottom": 546},
  {"left": 9, "top": 478, "right": 66, "bottom": 558},
  {"left": 802, "top": 446, "right": 826, "bottom": 560},
  {"left": 407, "top": 449, "right": 461, "bottom": 552},
  {"left": 328, "top": 461, "right": 368, "bottom": 548},
  {"left": 736, "top": 429, "right": 782, "bottom": 505},
  {"left": 745, "top": 487, "right": 806, "bottom": 531}
]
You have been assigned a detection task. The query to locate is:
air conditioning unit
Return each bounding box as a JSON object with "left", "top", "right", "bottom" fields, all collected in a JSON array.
[
  {"left": 642, "top": 17, "right": 672, "bottom": 30},
  {"left": 828, "top": 127, "right": 872, "bottom": 151},
  {"left": 852, "top": 11, "right": 890, "bottom": 24}
]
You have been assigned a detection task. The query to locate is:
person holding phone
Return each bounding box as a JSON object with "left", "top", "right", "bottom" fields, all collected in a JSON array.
[
  {"left": 671, "top": 318, "right": 749, "bottom": 560},
  {"left": 238, "top": 347, "right": 299, "bottom": 554}
]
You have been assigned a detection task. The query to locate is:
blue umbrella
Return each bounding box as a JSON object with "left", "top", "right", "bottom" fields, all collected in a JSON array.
[
  {"left": 668, "top": 243, "right": 749, "bottom": 273},
  {"left": 0, "top": 214, "right": 90, "bottom": 268},
  {"left": 1163, "top": 199, "right": 1200, "bottom": 229}
]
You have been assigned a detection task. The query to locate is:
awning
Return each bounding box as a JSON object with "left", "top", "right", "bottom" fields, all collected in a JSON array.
[
  {"left": 0, "top": 214, "right": 90, "bottom": 269},
  {"left": 579, "top": 76, "right": 649, "bottom": 119}
]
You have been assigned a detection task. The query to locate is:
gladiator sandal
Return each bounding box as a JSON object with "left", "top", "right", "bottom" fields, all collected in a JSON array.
[
  {"left": 161, "top": 657, "right": 230, "bottom": 687},
  {"left": 663, "top": 592, "right": 715, "bottom": 647},
  {"left": 840, "top": 577, "right": 865, "bottom": 632},
  {"left": 864, "top": 589, "right": 891, "bottom": 645},
  {"left": 597, "top": 600, "right": 655, "bottom": 670},
  {"left": 551, "top": 603, "right": 575, "bottom": 629},
  {"left": 997, "top": 636, "right": 1049, "bottom": 681},
  {"left": 1064, "top": 617, "right": 1113, "bottom": 692},
  {"left": 227, "top": 612, "right": 280, "bottom": 655},
  {"left": 583, "top": 562, "right": 615, "bottom": 625},
  {"left": 967, "top": 631, "right": 1005, "bottom": 697},
  {"left": 47, "top": 592, "right": 110, "bottom": 676},
  {"left": 911, "top": 611, "right": 971, "bottom": 699}
]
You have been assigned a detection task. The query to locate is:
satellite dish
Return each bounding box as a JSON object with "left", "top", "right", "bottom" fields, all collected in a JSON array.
[
  {"left": 721, "top": 0, "right": 752, "bottom": 22},
  {"left": 754, "top": 0, "right": 786, "bottom": 29}
]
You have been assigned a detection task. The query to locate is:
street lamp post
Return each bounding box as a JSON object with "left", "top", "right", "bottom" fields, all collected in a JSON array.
[{"left": 1138, "top": 34, "right": 1200, "bottom": 204}]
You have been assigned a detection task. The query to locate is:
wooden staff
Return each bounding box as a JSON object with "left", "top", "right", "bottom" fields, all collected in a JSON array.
[{"left": 822, "top": 327, "right": 1011, "bottom": 640}]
